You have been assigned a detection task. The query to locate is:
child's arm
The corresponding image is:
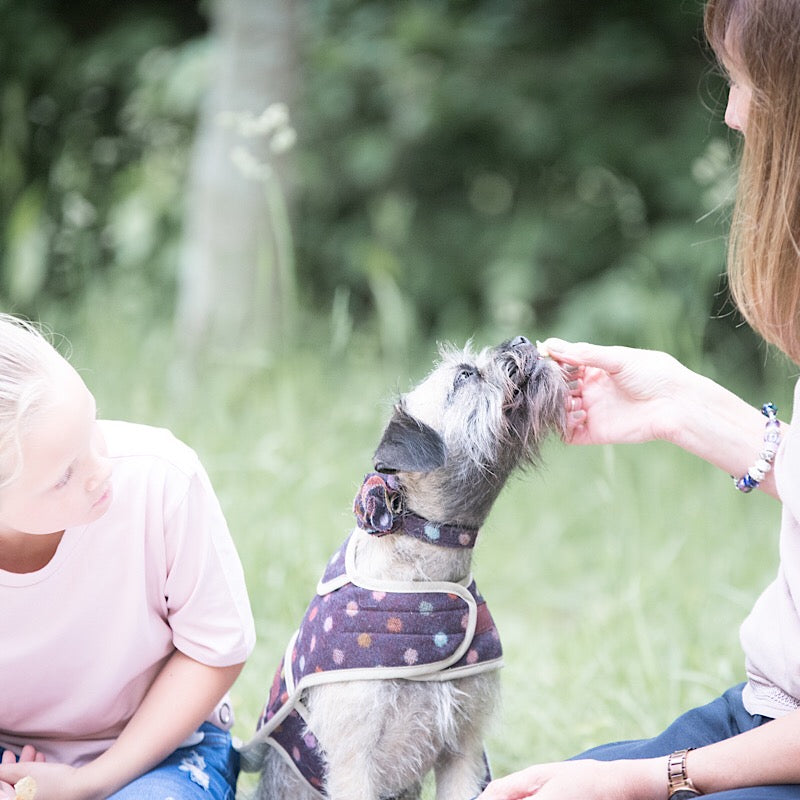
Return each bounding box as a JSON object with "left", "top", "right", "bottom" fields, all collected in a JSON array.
[
  {"left": 0, "top": 650, "right": 243, "bottom": 800},
  {"left": 81, "top": 650, "right": 244, "bottom": 797}
]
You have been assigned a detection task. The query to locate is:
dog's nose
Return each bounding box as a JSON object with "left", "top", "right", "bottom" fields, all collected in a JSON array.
[{"left": 510, "top": 335, "right": 530, "bottom": 348}]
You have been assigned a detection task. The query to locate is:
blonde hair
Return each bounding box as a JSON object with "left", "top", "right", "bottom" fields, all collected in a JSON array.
[
  {"left": 0, "top": 314, "right": 63, "bottom": 487},
  {"left": 705, "top": 0, "right": 800, "bottom": 363}
]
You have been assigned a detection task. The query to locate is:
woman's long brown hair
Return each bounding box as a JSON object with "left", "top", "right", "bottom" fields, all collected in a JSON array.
[{"left": 705, "top": 0, "right": 800, "bottom": 363}]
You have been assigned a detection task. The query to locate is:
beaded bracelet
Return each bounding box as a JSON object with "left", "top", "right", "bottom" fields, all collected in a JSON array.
[{"left": 733, "top": 402, "right": 781, "bottom": 493}]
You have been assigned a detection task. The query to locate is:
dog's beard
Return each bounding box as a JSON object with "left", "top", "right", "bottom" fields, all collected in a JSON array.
[
  {"left": 504, "top": 359, "right": 567, "bottom": 461},
  {"left": 486, "top": 342, "right": 567, "bottom": 466}
]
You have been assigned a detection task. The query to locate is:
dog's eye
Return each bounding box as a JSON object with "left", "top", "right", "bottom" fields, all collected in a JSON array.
[{"left": 453, "top": 367, "right": 476, "bottom": 388}]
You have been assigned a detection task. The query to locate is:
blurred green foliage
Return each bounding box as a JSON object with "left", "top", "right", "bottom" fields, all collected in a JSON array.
[
  {"left": 0, "top": 0, "right": 207, "bottom": 312},
  {"left": 0, "top": 0, "right": 779, "bottom": 377},
  {"left": 297, "top": 1, "right": 729, "bottom": 348}
]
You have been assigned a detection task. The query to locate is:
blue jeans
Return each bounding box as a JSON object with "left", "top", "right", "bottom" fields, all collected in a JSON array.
[
  {"left": 574, "top": 684, "right": 800, "bottom": 798},
  {"left": 0, "top": 723, "right": 239, "bottom": 800},
  {"left": 108, "top": 723, "right": 239, "bottom": 800}
]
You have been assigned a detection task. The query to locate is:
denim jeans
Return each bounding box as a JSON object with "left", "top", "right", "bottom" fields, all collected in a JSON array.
[
  {"left": 574, "top": 683, "right": 800, "bottom": 798},
  {"left": 108, "top": 723, "right": 239, "bottom": 800},
  {"left": 1, "top": 723, "right": 239, "bottom": 799}
]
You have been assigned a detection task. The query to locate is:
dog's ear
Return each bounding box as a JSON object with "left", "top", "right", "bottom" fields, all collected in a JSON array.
[{"left": 373, "top": 407, "right": 446, "bottom": 474}]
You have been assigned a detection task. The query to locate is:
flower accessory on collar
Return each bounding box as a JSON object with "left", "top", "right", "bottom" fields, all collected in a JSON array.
[
  {"left": 353, "top": 472, "right": 404, "bottom": 532},
  {"left": 353, "top": 472, "right": 479, "bottom": 549}
]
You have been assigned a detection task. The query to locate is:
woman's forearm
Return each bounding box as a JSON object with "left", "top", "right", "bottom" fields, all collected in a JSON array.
[
  {"left": 480, "top": 711, "right": 800, "bottom": 800},
  {"left": 663, "top": 368, "right": 784, "bottom": 499},
  {"left": 687, "top": 710, "right": 800, "bottom": 793}
]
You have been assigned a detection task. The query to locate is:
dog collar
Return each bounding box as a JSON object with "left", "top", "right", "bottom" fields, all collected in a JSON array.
[{"left": 353, "top": 472, "right": 480, "bottom": 549}]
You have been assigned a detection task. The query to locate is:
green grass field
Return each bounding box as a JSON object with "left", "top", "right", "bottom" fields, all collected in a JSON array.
[{"left": 45, "top": 294, "right": 793, "bottom": 796}]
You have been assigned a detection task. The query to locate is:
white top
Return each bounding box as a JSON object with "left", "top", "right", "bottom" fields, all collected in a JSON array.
[
  {"left": 0, "top": 421, "right": 256, "bottom": 766},
  {"left": 741, "top": 378, "right": 800, "bottom": 717}
]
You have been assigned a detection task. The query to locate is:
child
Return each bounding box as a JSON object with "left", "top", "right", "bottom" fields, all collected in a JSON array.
[
  {"left": 479, "top": 0, "right": 800, "bottom": 798},
  {"left": 0, "top": 314, "right": 255, "bottom": 800}
]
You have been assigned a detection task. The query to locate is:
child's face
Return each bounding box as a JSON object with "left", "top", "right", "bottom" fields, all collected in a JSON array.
[{"left": 0, "top": 358, "right": 113, "bottom": 537}]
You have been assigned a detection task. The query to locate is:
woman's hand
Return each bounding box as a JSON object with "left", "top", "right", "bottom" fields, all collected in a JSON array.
[
  {"left": 477, "top": 757, "right": 664, "bottom": 800},
  {"left": 544, "top": 337, "right": 783, "bottom": 497},
  {"left": 544, "top": 339, "right": 692, "bottom": 446}
]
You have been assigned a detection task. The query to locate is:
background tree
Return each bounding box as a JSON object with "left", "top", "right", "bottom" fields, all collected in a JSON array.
[{"left": 175, "top": 0, "right": 299, "bottom": 362}]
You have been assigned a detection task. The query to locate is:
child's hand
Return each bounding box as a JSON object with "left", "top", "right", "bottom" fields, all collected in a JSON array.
[
  {"left": 0, "top": 748, "right": 47, "bottom": 800},
  {"left": 0, "top": 744, "right": 44, "bottom": 797}
]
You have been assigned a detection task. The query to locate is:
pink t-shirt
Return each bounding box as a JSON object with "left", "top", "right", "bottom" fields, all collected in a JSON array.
[
  {"left": 741, "top": 378, "right": 800, "bottom": 717},
  {"left": 0, "top": 420, "right": 256, "bottom": 766}
]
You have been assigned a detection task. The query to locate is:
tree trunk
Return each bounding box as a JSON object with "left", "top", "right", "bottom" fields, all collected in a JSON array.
[{"left": 175, "top": 0, "right": 297, "bottom": 362}]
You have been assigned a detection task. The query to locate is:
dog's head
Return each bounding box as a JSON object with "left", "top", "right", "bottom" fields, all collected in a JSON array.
[{"left": 372, "top": 336, "right": 567, "bottom": 525}]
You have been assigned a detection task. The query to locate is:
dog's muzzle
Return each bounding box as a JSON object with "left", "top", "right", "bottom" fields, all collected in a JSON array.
[{"left": 499, "top": 335, "right": 543, "bottom": 388}]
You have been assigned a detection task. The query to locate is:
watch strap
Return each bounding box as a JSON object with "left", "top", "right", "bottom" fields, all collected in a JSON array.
[{"left": 667, "top": 748, "right": 701, "bottom": 798}]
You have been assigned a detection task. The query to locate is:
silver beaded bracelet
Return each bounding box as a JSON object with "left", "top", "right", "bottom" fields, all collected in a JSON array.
[{"left": 733, "top": 402, "right": 781, "bottom": 493}]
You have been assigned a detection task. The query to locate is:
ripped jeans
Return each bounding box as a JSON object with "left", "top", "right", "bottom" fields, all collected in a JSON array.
[{"left": 108, "top": 723, "right": 239, "bottom": 800}]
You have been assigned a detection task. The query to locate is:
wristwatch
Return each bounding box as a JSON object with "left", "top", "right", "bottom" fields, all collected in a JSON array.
[{"left": 667, "top": 749, "right": 702, "bottom": 799}]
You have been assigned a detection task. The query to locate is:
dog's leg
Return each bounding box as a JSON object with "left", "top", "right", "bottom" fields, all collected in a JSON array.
[
  {"left": 388, "top": 781, "right": 423, "bottom": 800},
  {"left": 307, "top": 682, "right": 386, "bottom": 800},
  {"left": 432, "top": 674, "right": 500, "bottom": 800},
  {"left": 252, "top": 747, "right": 321, "bottom": 800},
  {"left": 432, "top": 733, "right": 488, "bottom": 800},
  {"left": 309, "top": 680, "right": 443, "bottom": 800},
  {"left": 323, "top": 771, "right": 377, "bottom": 800}
]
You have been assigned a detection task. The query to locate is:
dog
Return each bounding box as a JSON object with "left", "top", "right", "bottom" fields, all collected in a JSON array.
[{"left": 239, "top": 335, "right": 567, "bottom": 800}]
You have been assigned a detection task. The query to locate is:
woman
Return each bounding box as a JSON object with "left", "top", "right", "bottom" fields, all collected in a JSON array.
[{"left": 480, "top": 0, "right": 800, "bottom": 797}]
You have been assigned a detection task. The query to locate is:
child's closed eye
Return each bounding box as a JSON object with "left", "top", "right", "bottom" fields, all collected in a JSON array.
[{"left": 54, "top": 466, "right": 73, "bottom": 489}]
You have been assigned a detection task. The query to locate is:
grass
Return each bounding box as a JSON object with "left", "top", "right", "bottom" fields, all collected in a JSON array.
[{"left": 42, "top": 290, "right": 793, "bottom": 795}]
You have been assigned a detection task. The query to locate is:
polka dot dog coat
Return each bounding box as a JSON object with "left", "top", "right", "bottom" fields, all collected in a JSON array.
[{"left": 247, "top": 477, "right": 503, "bottom": 796}]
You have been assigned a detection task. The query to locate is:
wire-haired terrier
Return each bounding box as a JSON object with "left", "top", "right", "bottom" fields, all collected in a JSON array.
[{"left": 239, "top": 335, "right": 567, "bottom": 800}]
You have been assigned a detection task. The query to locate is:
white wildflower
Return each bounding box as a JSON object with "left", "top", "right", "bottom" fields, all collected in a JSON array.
[
  {"left": 230, "top": 146, "right": 273, "bottom": 181},
  {"left": 270, "top": 126, "right": 297, "bottom": 154}
]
